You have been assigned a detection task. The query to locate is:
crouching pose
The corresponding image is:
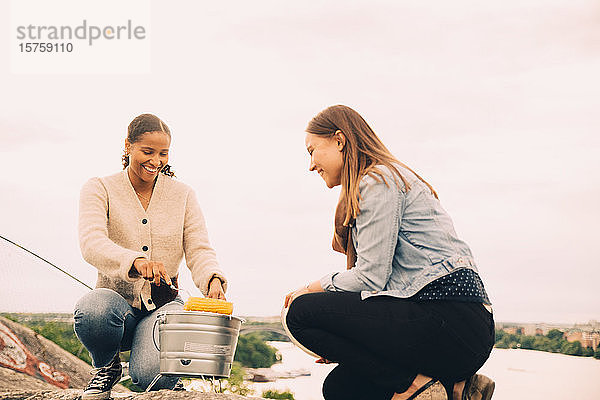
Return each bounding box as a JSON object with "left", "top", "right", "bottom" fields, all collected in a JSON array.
[
  {"left": 75, "top": 113, "right": 227, "bottom": 398},
  {"left": 285, "top": 105, "right": 495, "bottom": 400}
]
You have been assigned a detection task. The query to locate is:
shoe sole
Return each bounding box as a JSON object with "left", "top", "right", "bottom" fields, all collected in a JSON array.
[
  {"left": 406, "top": 380, "right": 448, "bottom": 400},
  {"left": 81, "top": 391, "right": 111, "bottom": 400}
]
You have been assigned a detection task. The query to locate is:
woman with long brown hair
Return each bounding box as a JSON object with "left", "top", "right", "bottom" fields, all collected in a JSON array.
[{"left": 284, "top": 105, "right": 495, "bottom": 400}]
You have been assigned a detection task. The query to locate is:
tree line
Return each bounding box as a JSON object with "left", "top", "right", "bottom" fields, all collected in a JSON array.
[{"left": 495, "top": 328, "right": 600, "bottom": 358}]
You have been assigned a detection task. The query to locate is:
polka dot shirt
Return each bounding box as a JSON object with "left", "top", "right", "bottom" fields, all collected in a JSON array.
[{"left": 411, "top": 268, "right": 491, "bottom": 304}]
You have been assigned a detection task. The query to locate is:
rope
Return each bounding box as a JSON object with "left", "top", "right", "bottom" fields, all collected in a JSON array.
[{"left": 0, "top": 234, "right": 93, "bottom": 291}]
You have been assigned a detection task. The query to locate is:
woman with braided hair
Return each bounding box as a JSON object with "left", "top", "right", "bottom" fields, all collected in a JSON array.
[
  {"left": 74, "top": 113, "right": 227, "bottom": 397},
  {"left": 284, "top": 105, "right": 495, "bottom": 400}
]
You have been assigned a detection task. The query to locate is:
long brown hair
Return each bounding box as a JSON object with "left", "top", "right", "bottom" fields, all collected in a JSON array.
[
  {"left": 122, "top": 113, "right": 175, "bottom": 177},
  {"left": 306, "top": 105, "right": 437, "bottom": 225}
]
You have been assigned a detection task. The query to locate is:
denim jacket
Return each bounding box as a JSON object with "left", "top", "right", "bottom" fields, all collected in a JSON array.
[{"left": 319, "top": 165, "right": 479, "bottom": 300}]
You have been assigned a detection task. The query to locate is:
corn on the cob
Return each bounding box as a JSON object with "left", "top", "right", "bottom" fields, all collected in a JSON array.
[{"left": 183, "top": 297, "right": 233, "bottom": 315}]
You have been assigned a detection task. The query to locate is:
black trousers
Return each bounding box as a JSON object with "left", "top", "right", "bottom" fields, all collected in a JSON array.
[{"left": 286, "top": 292, "right": 495, "bottom": 400}]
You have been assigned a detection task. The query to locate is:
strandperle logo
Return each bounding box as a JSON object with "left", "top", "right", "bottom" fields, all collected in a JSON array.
[{"left": 16, "top": 20, "right": 146, "bottom": 46}]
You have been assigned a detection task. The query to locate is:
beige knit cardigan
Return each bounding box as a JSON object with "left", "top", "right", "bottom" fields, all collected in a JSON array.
[{"left": 78, "top": 169, "right": 227, "bottom": 310}]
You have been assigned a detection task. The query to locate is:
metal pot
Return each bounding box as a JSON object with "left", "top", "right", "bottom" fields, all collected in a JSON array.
[{"left": 155, "top": 310, "right": 244, "bottom": 379}]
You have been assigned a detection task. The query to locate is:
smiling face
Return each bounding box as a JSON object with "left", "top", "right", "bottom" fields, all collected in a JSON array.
[
  {"left": 125, "top": 131, "right": 171, "bottom": 186},
  {"left": 305, "top": 132, "right": 345, "bottom": 188}
]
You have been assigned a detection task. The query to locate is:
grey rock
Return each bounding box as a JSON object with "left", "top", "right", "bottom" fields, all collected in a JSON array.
[
  {"left": 0, "top": 316, "right": 127, "bottom": 392},
  {"left": 0, "top": 389, "right": 261, "bottom": 399},
  {"left": 0, "top": 317, "right": 260, "bottom": 399}
]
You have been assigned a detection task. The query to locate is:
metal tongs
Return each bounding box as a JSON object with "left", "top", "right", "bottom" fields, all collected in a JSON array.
[{"left": 159, "top": 277, "right": 192, "bottom": 298}]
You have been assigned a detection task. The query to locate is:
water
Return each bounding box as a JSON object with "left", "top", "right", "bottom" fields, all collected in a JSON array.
[{"left": 249, "top": 342, "right": 600, "bottom": 400}]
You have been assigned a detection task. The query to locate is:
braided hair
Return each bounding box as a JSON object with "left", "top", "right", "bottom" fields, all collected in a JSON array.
[{"left": 122, "top": 114, "right": 175, "bottom": 177}]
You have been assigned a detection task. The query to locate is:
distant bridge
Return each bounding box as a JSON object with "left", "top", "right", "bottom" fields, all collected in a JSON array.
[{"left": 239, "top": 326, "right": 287, "bottom": 336}]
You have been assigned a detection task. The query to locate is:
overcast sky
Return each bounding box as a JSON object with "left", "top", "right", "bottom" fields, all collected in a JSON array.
[{"left": 1, "top": 0, "right": 599, "bottom": 324}]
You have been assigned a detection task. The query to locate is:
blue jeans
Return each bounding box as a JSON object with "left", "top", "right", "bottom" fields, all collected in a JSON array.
[{"left": 73, "top": 288, "right": 183, "bottom": 390}]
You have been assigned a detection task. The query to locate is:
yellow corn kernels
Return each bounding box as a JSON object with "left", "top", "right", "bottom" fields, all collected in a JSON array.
[{"left": 183, "top": 297, "right": 233, "bottom": 315}]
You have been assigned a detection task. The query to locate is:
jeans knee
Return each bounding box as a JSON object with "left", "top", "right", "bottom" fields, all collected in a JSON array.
[{"left": 74, "top": 289, "right": 130, "bottom": 333}]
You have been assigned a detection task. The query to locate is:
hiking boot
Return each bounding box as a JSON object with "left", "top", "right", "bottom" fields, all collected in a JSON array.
[{"left": 82, "top": 354, "right": 122, "bottom": 400}]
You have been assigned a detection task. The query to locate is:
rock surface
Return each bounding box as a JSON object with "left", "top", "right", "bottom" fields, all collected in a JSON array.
[
  {"left": 0, "top": 389, "right": 260, "bottom": 399},
  {"left": 0, "top": 366, "right": 58, "bottom": 391},
  {"left": 0, "top": 316, "right": 128, "bottom": 392},
  {"left": 0, "top": 317, "right": 260, "bottom": 399}
]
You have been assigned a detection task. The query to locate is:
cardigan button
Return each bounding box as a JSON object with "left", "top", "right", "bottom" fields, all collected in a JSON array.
[
  {"left": 142, "top": 218, "right": 148, "bottom": 224},
  {"left": 147, "top": 299, "right": 153, "bottom": 304},
  {"left": 142, "top": 245, "right": 148, "bottom": 251}
]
